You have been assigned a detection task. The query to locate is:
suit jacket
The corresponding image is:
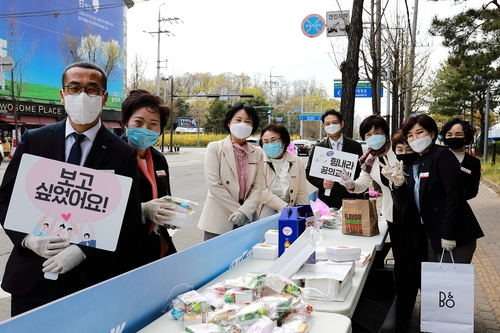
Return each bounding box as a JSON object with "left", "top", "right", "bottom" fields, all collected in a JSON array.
[
  {"left": 306, "top": 136, "right": 364, "bottom": 209},
  {"left": 398, "top": 145, "right": 484, "bottom": 255},
  {"left": 0, "top": 119, "right": 141, "bottom": 296},
  {"left": 137, "top": 146, "right": 177, "bottom": 264},
  {"left": 257, "top": 151, "right": 309, "bottom": 217},
  {"left": 198, "top": 136, "right": 264, "bottom": 235},
  {"left": 460, "top": 153, "right": 481, "bottom": 200}
]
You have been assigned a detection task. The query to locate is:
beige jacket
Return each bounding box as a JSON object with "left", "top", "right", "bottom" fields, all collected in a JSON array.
[
  {"left": 257, "top": 151, "right": 309, "bottom": 217},
  {"left": 198, "top": 136, "right": 264, "bottom": 235}
]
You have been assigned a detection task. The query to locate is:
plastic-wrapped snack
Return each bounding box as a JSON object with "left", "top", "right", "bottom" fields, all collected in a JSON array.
[
  {"left": 258, "top": 295, "right": 294, "bottom": 314},
  {"left": 223, "top": 288, "right": 260, "bottom": 304},
  {"left": 279, "top": 313, "right": 309, "bottom": 333},
  {"left": 184, "top": 323, "right": 223, "bottom": 333},
  {"left": 245, "top": 315, "right": 277, "bottom": 333},
  {"left": 201, "top": 289, "right": 226, "bottom": 310},
  {"left": 206, "top": 281, "right": 227, "bottom": 294},
  {"left": 183, "top": 313, "right": 206, "bottom": 329},
  {"left": 264, "top": 274, "right": 302, "bottom": 298},
  {"left": 177, "top": 290, "right": 209, "bottom": 315},
  {"left": 230, "top": 301, "right": 277, "bottom": 327},
  {"left": 225, "top": 273, "right": 266, "bottom": 290},
  {"left": 163, "top": 195, "right": 198, "bottom": 214},
  {"left": 288, "top": 297, "right": 313, "bottom": 315},
  {"left": 206, "top": 304, "right": 245, "bottom": 326}
]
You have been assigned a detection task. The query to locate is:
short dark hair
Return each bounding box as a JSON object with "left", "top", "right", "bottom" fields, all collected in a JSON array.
[
  {"left": 359, "top": 115, "right": 390, "bottom": 141},
  {"left": 43, "top": 223, "right": 49, "bottom": 227},
  {"left": 322, "top": 109, "right": 343, "bottom": 123},
  {"left": 259, "top": 124, "right": 291, "bottom": 149},
  {"left": 61, "top": 61, "right": 108, "bottom": 91},
  {"left": 67, "top": 227, "right": 73, "bottom": 231},
  {"left": 121, "top": 89, "right": 171, "bottom": 132},
  {"left": 59, "top": 224, "right": 65, "bottom": 229},
  {"left": 84, "top": 233, "right": 90, "bottom": 238},
  {"left": 439, "top": 118, "right": 475, "bottom": 145},
  {"left": 223, "top": 102, "right": 259, "bottom": 134},
  {"left": 391, "top": 129, "right": 408, "bottom": 151},
  {"left": 401, "top": 114, "right": 438, "bottom": 142}
]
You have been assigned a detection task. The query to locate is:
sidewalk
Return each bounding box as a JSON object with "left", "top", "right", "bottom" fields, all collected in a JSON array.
[{"left": 405, "top": 183, "right": 500, "bottom": 333}]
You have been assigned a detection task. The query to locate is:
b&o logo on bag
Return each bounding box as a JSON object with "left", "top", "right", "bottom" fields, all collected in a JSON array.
[{"left": 439, "top": 291, "right": 455, "bottom": 308}]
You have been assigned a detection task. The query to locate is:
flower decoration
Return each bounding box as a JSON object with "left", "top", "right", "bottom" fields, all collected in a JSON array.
[{"left": 369, "top": 189, "right": 381, "bottom": 197}]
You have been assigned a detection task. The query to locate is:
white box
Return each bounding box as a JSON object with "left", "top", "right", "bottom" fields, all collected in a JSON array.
[
  {"left": 252, "top": 243, "right": 278, "bottom": 260},
  {"left": 264, "top": 229, "right": 279, "bottom": 245},
  {"left": 326, "top": 245, "right": 361, "bottom": 261},
  {"left": 166, "top": 212, "right": 193, "bottom": 228},
  {"left": 292, "top": 261, "right": 354, "bottom": 301},
  {"left": 267, "top": 227, "right": 323, "bottom": 278}
]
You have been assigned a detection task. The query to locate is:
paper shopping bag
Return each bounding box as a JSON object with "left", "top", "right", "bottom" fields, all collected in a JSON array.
[
  {"left": 341, "top": 198, "right": 379, "bottom": 236},
  {"left": 421, "top": 260, "right": 475, "bottom": 333}
]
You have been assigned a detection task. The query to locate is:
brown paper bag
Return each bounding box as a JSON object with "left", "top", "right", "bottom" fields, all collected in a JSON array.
[{"left": 341, "top": 198, "right": 380, "bottom": 236}]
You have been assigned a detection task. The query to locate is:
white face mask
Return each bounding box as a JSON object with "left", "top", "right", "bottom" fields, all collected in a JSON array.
[
  {"left": 230, "top": 122, "right": 253, "bottom": 139},
  {"left": 409, "top": 135, "right": 433, "bottom": 153},
  {"left": 325, "top": 124, "right": 341, "bottom": 135},
  {"left": 64, "top": 93, "right": 103, "bottom": 125}
]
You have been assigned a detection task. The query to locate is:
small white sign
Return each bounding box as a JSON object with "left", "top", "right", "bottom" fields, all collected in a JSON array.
[
  {"left": 326, "top": 10, "right": 350, "bottom": 37},
  {"left": 309, "top": 146, "right": 358, "bottom": 182}
]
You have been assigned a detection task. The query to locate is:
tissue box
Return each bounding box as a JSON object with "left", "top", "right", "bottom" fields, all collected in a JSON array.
[
  {"left": 293, "top": 261, "right": 354, "bottom": 301},
  {"left": 326, "top": 245, "right": 361, "bottom": 262},
  {"left": 264, "top": 229, "right": 278, "bottom": 245},
  {"left": 252, "top": 243, "right": 278, "bottom": 260},
  {"left": 167, "top": 211, "right": 194, "bottom": 228}
]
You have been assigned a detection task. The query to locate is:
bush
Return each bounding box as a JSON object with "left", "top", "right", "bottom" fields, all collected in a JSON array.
[{"left": 158, "top": 132, "right": 227, "bottom": 147}]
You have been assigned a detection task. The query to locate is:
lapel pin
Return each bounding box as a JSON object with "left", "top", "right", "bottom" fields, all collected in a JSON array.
[{"left": 102, "top": 145, "right": 107, "bottom": 149}]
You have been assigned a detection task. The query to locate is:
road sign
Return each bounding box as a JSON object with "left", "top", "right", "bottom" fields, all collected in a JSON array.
[
  {"left": 326, "top": 11, "right": 349, "bottom": 37},
  {"left": 294, "top": 108, "right": 302, "bottom": 113},
  {"left": 0, "top": 56, "right": 14, "bottom": 71},
  {"left": 301, "top": 14, "right": 325, "bottom": 38},
  {"left": 333, "top": 81, "right": 383, "bottom": 98},
  {"left": 275, "top": 117, "right": 283, "bottom": 122},
  {"left": 262, "top": 107, "right": 274, "bottom": 111},
  {"left": 299, "top": 114, "right": 322, "bottom": 121}
]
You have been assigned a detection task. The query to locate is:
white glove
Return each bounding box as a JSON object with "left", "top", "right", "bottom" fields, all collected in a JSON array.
[
  {"left": 24, "top": 234, "right": 70, "bottom": 259},
  {"left": 141, "top": 199, "right": 176, "bottom": 225},
  {"left": 378, "top": 156, "right": 394, "bottom": 185},
  {"left": 441, "top": 239, "right": 456, "bottom": 252},
  {"left": 42, "top": 245, "right": 86, "bottom": 274},
  {"left": 392, "top": 160, "right": 405, "bottom": 187},
  {"left": 228, "top": 210, "right": 247, "bottom": 227},
  {"left": 339, "top": 168, "right": 355, "bottom": 190}
]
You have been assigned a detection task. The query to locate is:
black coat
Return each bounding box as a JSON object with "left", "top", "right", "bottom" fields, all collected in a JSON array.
[
  {"left": 460, "top": 152, "right": 481, "bottom": 200},
  {"left": 305, "top": 136, "right": 364, "bottom": 209},
  {"left": 0, "top": 120, "right": 141, "bottom": 297}
]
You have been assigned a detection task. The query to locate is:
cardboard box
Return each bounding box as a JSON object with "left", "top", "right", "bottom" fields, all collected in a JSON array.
[
  {"left": 167, "top": 211, "right": 193, "bottom": 228},
  {"left": 267, "top": 227, "right": 323, "bottom": 278},
  {"left": 252, "top": 243, "right": 278, "bottom": 260},
  {"left": 292, "top": 261, "right": 354, "bottom": 301},
  {"left": 325, "top": 245, "right": 361, "bottom": 262},
  {"left": 264, "top": 229, "right": 279, "bottom": 245}
]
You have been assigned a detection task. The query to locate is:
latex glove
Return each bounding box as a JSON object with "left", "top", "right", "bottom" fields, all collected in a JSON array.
[
  {"left": 24, "top": 234, "right": 70, "bottom": 259},
  {"left": 228, "top": 210, "right": 247, "bottom": 227},
  {"left": 392, "top": 160, "right": 405, "bottom": 187},
  {"left": 42, "top": 245, "right": 86, "bottom": 274},
  {"left": 339, "top": 168, "right": 355, "bottom": 190},
  {"left": 441, "top": 239, "right": 456, "bottom": 252},
  {"left": 378, "top": 156, "right": 394, "bottom": 185},
  {"left": 141, "top": 199, "right": 176, "bottom": 225}
]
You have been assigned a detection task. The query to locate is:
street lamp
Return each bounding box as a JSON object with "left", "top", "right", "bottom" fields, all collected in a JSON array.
[{"left": 474, "top": 74, "right": 491, "bottom": 162}]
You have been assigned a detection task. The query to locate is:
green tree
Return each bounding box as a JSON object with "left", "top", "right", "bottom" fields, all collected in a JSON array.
[{"left": 204, "top": 99, "right": 229, "bottom": 134}]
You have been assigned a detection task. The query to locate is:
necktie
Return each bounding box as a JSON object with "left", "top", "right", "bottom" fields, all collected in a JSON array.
[{"left": 67, "top": 133, "right": 86, "bottom": 165}]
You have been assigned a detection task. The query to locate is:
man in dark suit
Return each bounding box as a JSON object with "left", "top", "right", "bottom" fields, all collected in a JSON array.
[
  {"left": 306, "top": 109, "right": 364, "bottom": 209},
  {"left": 0, "top": 61, "right": 141, "bottom": 316}
]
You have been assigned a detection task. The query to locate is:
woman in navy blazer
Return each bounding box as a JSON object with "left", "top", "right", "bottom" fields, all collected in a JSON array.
[{"left": 121, "top": 89, "right": 177, "bottom": 265}]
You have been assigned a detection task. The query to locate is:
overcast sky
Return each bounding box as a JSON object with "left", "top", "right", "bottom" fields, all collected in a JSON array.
[{"left": 126, "top": 0, "right": 471, "bottom": 115}]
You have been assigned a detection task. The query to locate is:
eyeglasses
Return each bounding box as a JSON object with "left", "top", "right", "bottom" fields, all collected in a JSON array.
[
  {"left": 64, "top": 84, "right": 105, "bottom": 97},
  {"left": 262, "top": 138, "right": 281, "bottom": 144}
]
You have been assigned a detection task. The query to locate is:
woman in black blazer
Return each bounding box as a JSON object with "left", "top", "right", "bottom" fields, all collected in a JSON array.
[
  {"left": 121, "top": 89, "right": 177, "bottom": 265},
  {"left": 439, "top": 118, "right": 481, "bottom": 200}
]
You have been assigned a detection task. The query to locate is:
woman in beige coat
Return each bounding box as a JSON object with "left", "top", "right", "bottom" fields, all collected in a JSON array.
[
  {"left": 258, "top": 124, "right": 309, "bottom": 218},
  {"left": 198, "top": 103, "right": 264, "bottom": 240}
]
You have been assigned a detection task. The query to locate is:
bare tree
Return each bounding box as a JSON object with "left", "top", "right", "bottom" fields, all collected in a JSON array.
[{"left": 127, "top": 53, "right": 148, "bottom": 91}]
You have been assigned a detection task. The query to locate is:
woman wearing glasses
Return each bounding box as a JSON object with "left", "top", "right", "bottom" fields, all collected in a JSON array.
[
  {"left": 257, "top": 124, "right": 309, "bottom": 218},
  {"left": 198, "top": 103, "right": 264, "bottom": 240},
  {"left": 121, "top": 89, "right": 177, "bottom": 264}
]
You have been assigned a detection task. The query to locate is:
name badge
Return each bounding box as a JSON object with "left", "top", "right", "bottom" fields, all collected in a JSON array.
[
  {"left": 156, "top": 170, "right": 167, "bottom": 177},
  {"left": 290, "top": 173, "right": 297, "bottom": 178},
  {"left": 248, "top": 159, "right": 258, "bottom": 164},
  {"left": 419, "top": 172, "right": 429, "bottom": 179},
  {"left": 461, "top": 166, "right": 472, "bottom": 174}
]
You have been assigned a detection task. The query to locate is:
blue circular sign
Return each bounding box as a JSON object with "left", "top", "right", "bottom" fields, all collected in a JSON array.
[{"left": 301, "top": 14, "right": 325, "bottom": 38}]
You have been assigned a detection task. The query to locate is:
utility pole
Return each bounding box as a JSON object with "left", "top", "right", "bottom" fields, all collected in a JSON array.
[
  {"left": 404, "top": 0, "right": 419, "bottom": 119},
  {"left": 375, "top": 0, "right": 382, "bottom": 114},
  {"left": 268, "top": 66, "right": 283, "bottom": 124}
]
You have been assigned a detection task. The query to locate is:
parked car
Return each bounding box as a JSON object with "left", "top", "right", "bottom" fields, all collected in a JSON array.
[
  {"left": 246, "top": 137, "right": 260, "bottom": 147},
  {"left": 293, "top": 139, "right": 311, "bottom": 156}
]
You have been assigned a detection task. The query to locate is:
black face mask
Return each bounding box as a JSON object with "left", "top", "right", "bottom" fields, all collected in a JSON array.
[
  {"left": 444, "top": 137, "right": 465, "bottom": 150},
  {"left": 396, "top": 152, "right": 420, "bottom": 166}
]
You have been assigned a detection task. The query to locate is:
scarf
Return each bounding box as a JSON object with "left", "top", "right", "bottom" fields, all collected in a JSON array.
[
  {"left": 359, "top": 141, "right": 391, "bottom": 173},
  {"left": 232, "top": 141, "right": 249, "bottom": 201}
]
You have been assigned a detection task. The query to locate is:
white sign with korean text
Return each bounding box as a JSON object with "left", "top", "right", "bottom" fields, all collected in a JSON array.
[
  {"left": 4, "top": 154, "right": 132, "bottom": 251},
  {"left": 309, "top": 146, "right": 358, "bottom": 182}
]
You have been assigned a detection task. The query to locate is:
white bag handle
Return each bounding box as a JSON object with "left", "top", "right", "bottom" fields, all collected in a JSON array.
[{"left": 439, "top": 248, "right": 455, "bottom": 268}]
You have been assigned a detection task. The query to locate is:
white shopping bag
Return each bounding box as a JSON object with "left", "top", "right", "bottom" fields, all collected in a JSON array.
[{"left": 421, "top": 251, "right": 475, "bottom": 333}]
